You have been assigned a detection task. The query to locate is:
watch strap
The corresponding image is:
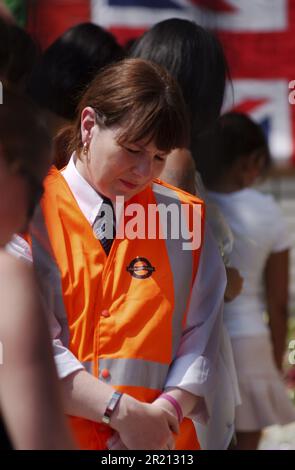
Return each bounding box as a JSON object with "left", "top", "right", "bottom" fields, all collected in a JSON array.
[{"left": 102, "top": 391, "right": 123, "bottom": 424}]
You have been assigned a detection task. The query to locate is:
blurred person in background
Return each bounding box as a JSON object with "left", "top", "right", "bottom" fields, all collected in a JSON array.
[
  {"left": 27, "top": 21, "right": 124, "bottom": 166},
  {"left": 0, "top": 86, "right": 75, "bottom": 449},
  {"left": 4, "top": 22, "right": 39, "bottom": 91},
  {"left": 131, "top": 18, "right": 242, "bottom": 450},
  {"left": 0, "top": 17, "right": 10, "bottom": 80},
  {"left": 130, "top": 18, "right": 243, "bottom": 302},
  {"left": 202, "top": 112, "right": 295, "bottom": 450},
  {"left": 0, "top": 17, "right": 39, "bottom": 90}
]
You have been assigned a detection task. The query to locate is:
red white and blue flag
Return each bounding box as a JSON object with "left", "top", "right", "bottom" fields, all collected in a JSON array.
[
  {"left": 27, "top": 0, "right": 295, "bottom": 164},
  {"left": 215, "top": 0, "right": 293, "bottom": 164},
  {"left": 93, "top": 0, "right": 287, "bottom": 35}
]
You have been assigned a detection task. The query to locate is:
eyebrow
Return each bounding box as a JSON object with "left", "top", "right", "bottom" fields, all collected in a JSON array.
[
  {"left": 121, "top": 139, "right": 168, "bottom": 157},
  {"left": 136, "top": 143, "right": 167, "bottom": 156}
]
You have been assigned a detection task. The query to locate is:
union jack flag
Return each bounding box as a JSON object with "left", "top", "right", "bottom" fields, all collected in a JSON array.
[
  {"left": 26, "top": 0, "right": 295, "bottom": 164},
  {"left": 92, "top": 0, "right": 294, "bottom": 164},
  {"left": 215, "top": 0, "right": 293, "bottom": 163}
]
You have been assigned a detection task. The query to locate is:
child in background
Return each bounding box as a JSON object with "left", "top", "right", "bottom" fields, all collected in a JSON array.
[{"left": 203, "top": 112, "right": 295, "bottom": 449}]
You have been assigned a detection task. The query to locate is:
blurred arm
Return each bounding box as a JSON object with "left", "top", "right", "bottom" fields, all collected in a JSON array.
[
  {"left": 0, "top": 253, "right": 75, "bottom": 449},
  {"left": 264, "top": 249, "right": 289, "bottom": 371}
]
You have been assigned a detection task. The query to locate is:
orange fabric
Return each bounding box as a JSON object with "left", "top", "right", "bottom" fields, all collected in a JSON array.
[
  {"left": 38, "top": 167, "right": 204, "bottom": 450},
  {"left": 22, "top": 233, "right": 32, "bottom": 246}
]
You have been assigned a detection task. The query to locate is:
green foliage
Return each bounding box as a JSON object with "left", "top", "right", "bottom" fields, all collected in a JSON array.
[{"left": 4, "top": 0, "right": 27, "bottom": 27}]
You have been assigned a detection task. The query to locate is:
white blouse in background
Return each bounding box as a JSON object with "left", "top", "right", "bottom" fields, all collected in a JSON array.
[{"left": 208, "top": 188, "right": 291, "bottom": 338}]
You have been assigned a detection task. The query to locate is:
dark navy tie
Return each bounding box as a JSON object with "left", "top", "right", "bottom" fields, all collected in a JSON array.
[{"left": 92, "top": 197, "right": 116, "bottom": 255}]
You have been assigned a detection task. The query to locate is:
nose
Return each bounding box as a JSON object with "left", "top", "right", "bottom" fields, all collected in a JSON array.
[{"left": 131, "top": 154, "right": 153, "bottom": 179}]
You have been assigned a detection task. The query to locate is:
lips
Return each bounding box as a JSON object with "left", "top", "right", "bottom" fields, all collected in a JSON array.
[{"left": 119, "top": 179, "right": 138, "bottom": 189}]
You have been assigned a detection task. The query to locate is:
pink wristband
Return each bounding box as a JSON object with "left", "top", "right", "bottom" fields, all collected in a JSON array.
[{"left": 159, "top": 393, "right": 183, "bottom": 423}]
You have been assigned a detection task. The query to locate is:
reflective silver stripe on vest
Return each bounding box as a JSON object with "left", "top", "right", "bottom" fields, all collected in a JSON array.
[
  {"left": 98, "top": 358, "right": 169, "bottom": 390},
  {"left": 31, "top": 205, "right": 71, "bottom": 348},
  {"left": 153, "top": 183, "right": 194, "bottom": 358}
]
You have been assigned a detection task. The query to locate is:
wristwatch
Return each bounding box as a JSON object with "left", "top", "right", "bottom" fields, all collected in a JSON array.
[{"left": 102, "top": 391, "right": 123, "bottom": 424}]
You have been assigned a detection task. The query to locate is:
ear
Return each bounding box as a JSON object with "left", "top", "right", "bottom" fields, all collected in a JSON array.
[
  {"left": 240, "top": 153, "right": 261, "bottom": 186},
  {"left": 81, "top": 107, "right": 97, "bottom": 145},
  {"left": 249, "top": 152, "right": 264, "bottom": 179}
]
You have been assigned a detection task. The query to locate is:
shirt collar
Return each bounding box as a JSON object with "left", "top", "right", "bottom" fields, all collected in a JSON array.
[{"left": 61, "top": 153, "right": 103, "bottom": 226}]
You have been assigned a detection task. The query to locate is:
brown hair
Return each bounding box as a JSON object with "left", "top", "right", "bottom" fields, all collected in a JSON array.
[
  {"left": 55, "top": 58, "right": 190, "bottom": 167},
  {"left": 0, "top": 84, "right": 51, "bottom": 175}
]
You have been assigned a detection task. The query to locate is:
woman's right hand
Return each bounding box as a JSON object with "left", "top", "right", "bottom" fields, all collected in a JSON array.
[{"left": 110, "top": 394, "right": 179, "bottom": 450}]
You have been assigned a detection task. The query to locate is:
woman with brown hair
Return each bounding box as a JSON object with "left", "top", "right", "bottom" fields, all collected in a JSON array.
[{"left": 14, "top": 58, "right": 225, "bottom": 450}]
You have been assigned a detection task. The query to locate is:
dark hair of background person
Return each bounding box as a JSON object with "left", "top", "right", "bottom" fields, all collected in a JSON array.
[
  {"left": 0, "top": 84, "right": 51, "bottom": 176},
  {"left": 0, "top": 18, "right": 38, "bottom": 89},
  {"left": 0, "top": 16, "right": 10, "bottom": 78},
  {"left": 196, "top": 112, "right": 271, "bottom": 188},
  {"left": 27, "top": 22, "right": 125, "bottom": 122},
  {"left": 7, "top": 23, "right": 39, "bottom": 89},
  {"left": 130, "top": 18, "right": 229, "bottom": 160},
  {"left": 58, "top": 58, "right": 190, "bottom": 161}
]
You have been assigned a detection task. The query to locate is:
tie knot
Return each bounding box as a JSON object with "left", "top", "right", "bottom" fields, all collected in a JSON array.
[
  {"left": 92, "top": 197, "right": 116, "bottom": 254},
  {"left": 98, "top": 197, "right": 115, "bottom": 222},
  {"left": 102, "top": 196, "right": 113, "bottom": 207}
]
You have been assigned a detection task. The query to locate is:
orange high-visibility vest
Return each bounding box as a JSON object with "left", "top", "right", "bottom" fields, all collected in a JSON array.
[{"left": 30, "top": 167, "right": 205, "bottom": 450}]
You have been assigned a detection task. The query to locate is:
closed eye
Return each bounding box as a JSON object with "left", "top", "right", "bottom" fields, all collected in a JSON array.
[
  {"left": 123, "top": 145, "right": 141, "bottom": 154},
  {"left": 155, "top": 155, "right": 166, "bottom": 162}
]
